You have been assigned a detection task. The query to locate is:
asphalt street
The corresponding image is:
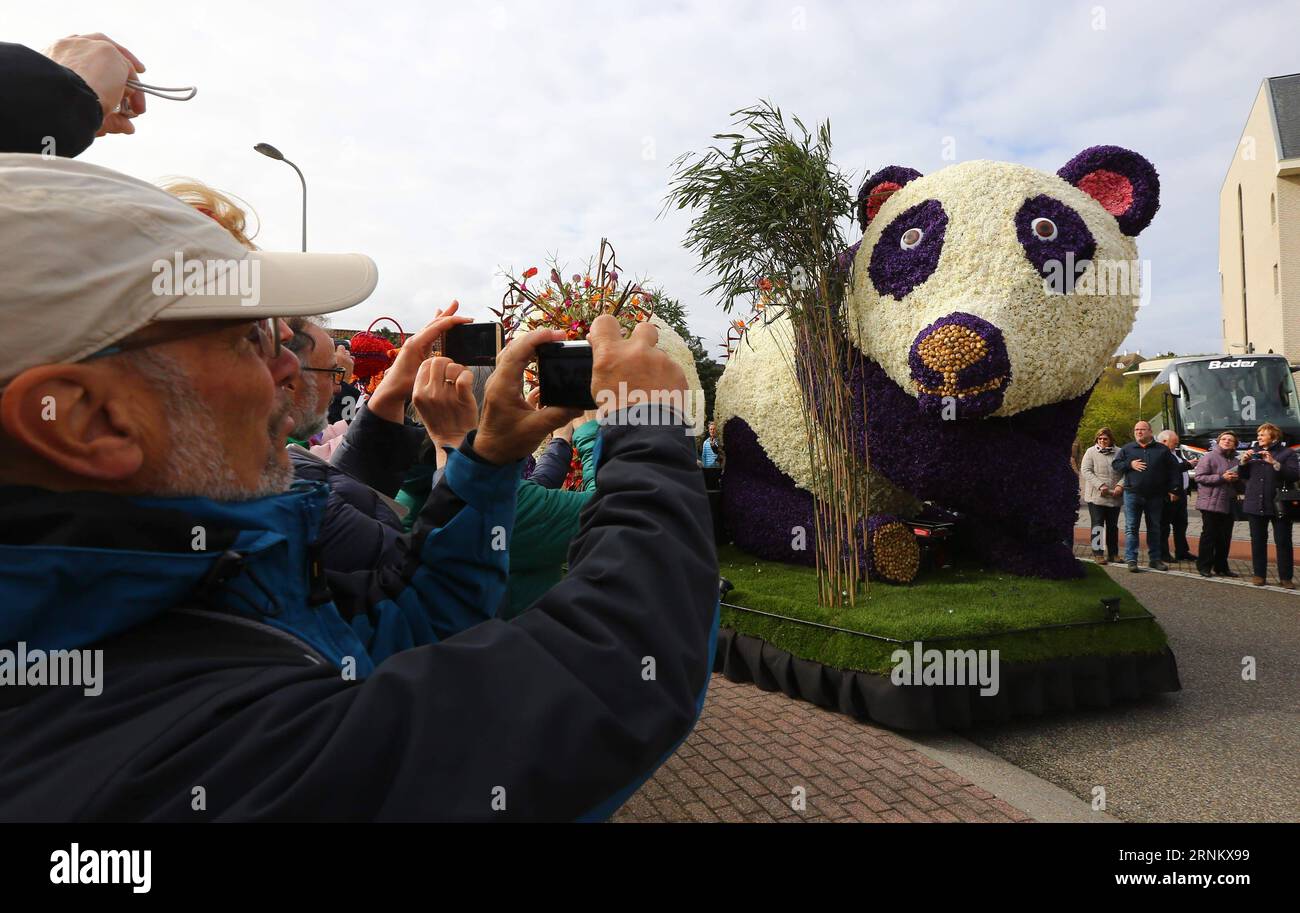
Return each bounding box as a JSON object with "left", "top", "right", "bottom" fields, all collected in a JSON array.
[{"left": 965, "top": 565, "right": 1299, "bottom": 822}]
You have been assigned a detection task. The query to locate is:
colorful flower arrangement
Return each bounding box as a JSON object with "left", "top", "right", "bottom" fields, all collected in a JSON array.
[
  {"left": 505, "top": 240, "right": 707, "bottom": 486},
  {"left": 500, "top": 239, "right": 705, "bottom": 418},
  {"left": 495, "top": 239, "right": 654, "bottom": 345}
]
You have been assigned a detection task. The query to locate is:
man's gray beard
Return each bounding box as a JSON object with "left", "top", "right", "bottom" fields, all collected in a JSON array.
[
  {"left": 289, "top": 372, "right": 330, "bottom": 440},
  {"left": 122, "top": 350, "right": 294, "bottom": 500},
  {"left": 291, "top": 403, "right": 328, "bottom": 440}
]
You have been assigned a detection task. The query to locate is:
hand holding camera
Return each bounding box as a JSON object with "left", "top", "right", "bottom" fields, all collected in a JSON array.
[
  {"left": 412, "top": 356, "right": 478, "bottom": 450},
  {"left": 366, "top": 301, "right": 470, "bottom": 424},
  {"left": 473, "top": 328, "right": 582, "bottom": 466},
  {"left": 588, "top": 315, "right": 687, "bottom": 417}
]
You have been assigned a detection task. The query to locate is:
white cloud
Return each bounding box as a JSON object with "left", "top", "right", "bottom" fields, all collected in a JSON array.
[{"left": 9, "top": 0, "right": 1296, "bottom": 357}]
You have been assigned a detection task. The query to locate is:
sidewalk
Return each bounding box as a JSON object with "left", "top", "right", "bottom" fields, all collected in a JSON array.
[
  {"left": 613, "top": 675, "right": 1048, "bottom": 823},
  {"left": 1075, "top": 501, "right": 1299, "bottom": 568}
]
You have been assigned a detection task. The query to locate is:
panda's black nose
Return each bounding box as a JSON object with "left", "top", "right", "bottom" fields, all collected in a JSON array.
[{"left": 908, "top": 313, "right": 1011, "bottom": 419}]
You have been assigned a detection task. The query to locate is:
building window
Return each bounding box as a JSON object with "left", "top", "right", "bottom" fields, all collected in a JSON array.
[{"left": 1272, "top": 193, "right": 1277, "bottom": 224}]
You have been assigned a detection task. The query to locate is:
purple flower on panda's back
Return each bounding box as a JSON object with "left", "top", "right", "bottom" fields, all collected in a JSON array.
[{"left": 868, "top": 199, "right": 948, "bottom": 299}]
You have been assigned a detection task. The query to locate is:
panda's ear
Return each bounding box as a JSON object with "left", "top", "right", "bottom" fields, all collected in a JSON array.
[
  {"left": 1057, "top": 145, "right": 1160, "bottom": 236},
  {"left": 857, "top": 166, "right": 923, "bottom": 230}
]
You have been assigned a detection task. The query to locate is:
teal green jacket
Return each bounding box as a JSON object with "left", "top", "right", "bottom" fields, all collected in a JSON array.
[
  {"left": 505, "top": 420, "right": 599, "bottom": 618},
  {"left": 396, "top": 420, "right": 600, "bottom": 619}
]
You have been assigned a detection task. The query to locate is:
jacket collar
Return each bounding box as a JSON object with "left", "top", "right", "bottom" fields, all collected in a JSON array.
[{"left": 0, "top": 483, "right": 367, "bottom": 671}]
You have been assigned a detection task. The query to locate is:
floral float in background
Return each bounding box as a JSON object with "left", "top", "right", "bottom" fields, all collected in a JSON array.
[
  {"left": 715, "top": 145, "right": 1160, "bottom": 582},
  {"left": 497, "top": 238, "right": 705, "bottom": 488}
]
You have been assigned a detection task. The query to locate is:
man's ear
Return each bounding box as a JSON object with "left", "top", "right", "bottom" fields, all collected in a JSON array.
[{"left": 0, "top": 364, "right": 146, "bottom": 481}]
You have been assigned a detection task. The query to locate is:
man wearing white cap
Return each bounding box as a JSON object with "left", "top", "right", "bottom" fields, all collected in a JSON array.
[{"left": 0, "top": 155, "right": 719, "bottom": 821}]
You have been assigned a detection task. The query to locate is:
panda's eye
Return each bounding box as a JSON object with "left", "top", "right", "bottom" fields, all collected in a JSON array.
[
  {"left": 1031, "top": 217, "right": 1058, "bottom": 241},
  {"left": 900, "top": 227, "right": 924, "bottom": 250}
]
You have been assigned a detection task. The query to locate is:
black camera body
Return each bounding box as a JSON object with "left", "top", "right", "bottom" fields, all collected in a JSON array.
[
  {"left": 536, "top": 341, "right": 596, "bottom": 409},
  {"left": 441, "top": 323, "right": 502, "bottom": 366}
]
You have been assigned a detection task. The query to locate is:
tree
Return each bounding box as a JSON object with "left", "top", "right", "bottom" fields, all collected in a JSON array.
[{"left": 1075, "top": 364, "right": 1167, "bottom": 462}]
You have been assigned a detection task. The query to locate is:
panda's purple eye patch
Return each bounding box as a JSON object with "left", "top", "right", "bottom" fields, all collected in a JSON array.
[
  {"left": 868, "top": 199, "right": 948, "bottom": 299},
  {"left": 1015, "top": 195, "right": 1096, "bottom": 294}
]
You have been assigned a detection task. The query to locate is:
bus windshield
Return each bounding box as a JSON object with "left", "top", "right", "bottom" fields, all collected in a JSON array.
[{"left": 1176, "top": 358, "right": 1300, "bottom": 437}]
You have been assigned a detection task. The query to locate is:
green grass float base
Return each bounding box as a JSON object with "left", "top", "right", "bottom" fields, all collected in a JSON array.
[{"left": 714, "top": 545, "right": 1181, "bottom": 730}]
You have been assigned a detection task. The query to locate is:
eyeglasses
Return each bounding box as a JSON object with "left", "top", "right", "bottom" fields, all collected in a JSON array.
[
  {"left": 84, "top": 318, "right": 283, "bottom": 362},
  {"left": 301, "top": 366, "right": 347, "bottom": 381}
]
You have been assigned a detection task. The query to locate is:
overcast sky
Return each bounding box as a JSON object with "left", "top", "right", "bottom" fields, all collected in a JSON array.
[{"left": 10, "top": 0, "right": 1296, "bottom": 358}]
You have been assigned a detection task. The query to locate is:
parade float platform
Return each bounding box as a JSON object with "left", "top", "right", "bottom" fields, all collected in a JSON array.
[{"left": 713, "top": 545, "right": 1181, "bottom": 731}]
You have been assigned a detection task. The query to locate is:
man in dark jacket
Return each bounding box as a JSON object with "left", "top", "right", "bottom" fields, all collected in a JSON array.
[
  {"left": 0, "top": 157, "right": 718, "bottom": 821},
  {"left": 1113, "top": 421, "right": 1182, "bottom": 571},
  {"left": 1157, "top": 430, "right": 1198, "bottom": 563},
  {"left": 283, "top": 317, "right": 416, "bottom": 573},
  {"left": 1236, "top": 423, "right": 1300, "bottom": 588},
  {"left": 0, "top": 34, "right": 144, "bottom": 156}
]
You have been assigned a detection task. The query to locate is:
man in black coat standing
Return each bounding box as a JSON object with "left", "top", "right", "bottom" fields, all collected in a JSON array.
[
  {"left": 1157, "top": 430, "right": 1198, "bottom": 563},
  {"left": 1113, "top": 421, "right": 1182, "bottom": 572}
]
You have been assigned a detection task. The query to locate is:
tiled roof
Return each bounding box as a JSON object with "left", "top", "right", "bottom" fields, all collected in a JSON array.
[{"left": 1269, "top": 74, "right": 1300, "bottom": 160}]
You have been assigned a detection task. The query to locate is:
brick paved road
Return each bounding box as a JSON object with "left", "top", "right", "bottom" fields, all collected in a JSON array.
[{"left": 613, "top": 674, "right": 1033, "bottom": 823}]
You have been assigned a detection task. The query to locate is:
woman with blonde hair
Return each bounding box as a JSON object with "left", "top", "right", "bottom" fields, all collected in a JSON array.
[
  {"left": 1237, "top": 422, "right": 1300, "bottom": 587},
  {"left": 157, "top": 177, "right": 259, "bottom": 249}
]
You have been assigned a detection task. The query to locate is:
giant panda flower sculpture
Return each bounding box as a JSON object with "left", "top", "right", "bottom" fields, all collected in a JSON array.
[{"left": 715, "top": 146, "right": 1159, "bottom": 581}]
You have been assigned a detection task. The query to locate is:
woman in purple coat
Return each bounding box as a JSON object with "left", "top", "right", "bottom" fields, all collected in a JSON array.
[{"left": 1192, "top": 431, "right": 1243, "bottom": 579}]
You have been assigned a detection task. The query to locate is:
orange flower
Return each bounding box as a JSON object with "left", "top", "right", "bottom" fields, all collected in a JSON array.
[
  {"left": 758, "top": 277, "right": 773, "bottom": 292},
  {"left": 523, "top": 267, "right": 539, "bottom": 280}
]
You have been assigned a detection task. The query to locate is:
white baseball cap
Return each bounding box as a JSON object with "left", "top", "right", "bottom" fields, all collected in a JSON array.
[{"left": 0, "top": 154, "right": 379, "bottom": 383}]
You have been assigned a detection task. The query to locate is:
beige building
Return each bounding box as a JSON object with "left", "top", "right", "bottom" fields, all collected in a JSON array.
[{"left": 1220, "top": 74, "right": 1300, "bottom": 360}]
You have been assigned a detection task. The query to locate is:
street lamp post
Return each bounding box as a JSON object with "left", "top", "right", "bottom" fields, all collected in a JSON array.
[{"left": 254, "top": 142, "right": 307, "bottom": 252}]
